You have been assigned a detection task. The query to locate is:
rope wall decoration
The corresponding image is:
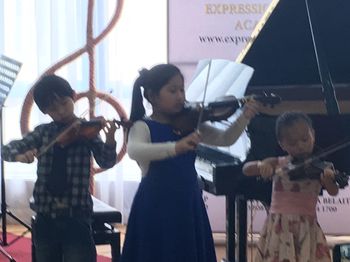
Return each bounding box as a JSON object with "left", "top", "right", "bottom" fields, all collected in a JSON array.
[{"left": 19, "top": 0, "right": 125, "bottom": 193}]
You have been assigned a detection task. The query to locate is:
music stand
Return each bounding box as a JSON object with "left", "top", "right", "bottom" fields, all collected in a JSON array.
[{"left": 0, "top": 54, "right": 27, "bottom": 262}]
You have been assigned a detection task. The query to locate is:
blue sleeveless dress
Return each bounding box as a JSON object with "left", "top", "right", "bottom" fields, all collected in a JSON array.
[{"left": 121, "top": 119, "right": 217, "bottom": 262}]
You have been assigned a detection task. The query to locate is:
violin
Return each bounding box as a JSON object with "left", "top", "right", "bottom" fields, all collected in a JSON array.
[
  {"left": 55, "top": 120, "right": 102, "bottom": 147},
  {"left": 286, "top": 156, "right": 349, "bottom": 188},
  {"left": 56, "top": 118, "right": 132, "bottom": 147},
  {"left": 38, "top": 118, "right": 132, "bottom": 156},
  {"left": 170, "top": 93, "right": 281, "bottom": 134},
  {"left": 287, "top": 156, "right": 331, "bottom": 180}
]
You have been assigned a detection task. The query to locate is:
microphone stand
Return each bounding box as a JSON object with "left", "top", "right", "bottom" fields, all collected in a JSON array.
[{"left": 0, "top": 108, "right": 16, "bottom": 262}]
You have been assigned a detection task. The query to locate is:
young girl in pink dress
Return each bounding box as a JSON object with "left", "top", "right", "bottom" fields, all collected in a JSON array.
[{"left": 243, "top": 111, "right": 339, "bottom": 262}]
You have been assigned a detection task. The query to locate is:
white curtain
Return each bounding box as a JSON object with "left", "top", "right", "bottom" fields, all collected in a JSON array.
[{"left": 0, "top": 0, "right": 167, "bottom": 224}]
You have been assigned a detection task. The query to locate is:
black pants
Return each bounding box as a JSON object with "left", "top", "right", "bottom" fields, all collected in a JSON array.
[{"left": 32, "top": 214, "right": 96, "bottom": 262}]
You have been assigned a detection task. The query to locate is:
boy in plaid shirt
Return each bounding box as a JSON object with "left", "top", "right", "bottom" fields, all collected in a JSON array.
[{"left": 2, "top": 75, "right": 117, "bottom": 262}]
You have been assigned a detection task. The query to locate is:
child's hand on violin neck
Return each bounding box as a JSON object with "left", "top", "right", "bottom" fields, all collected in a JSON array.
[
  {"left": 321, "top": 166, "right": 336, "bottom": 183},
  {"left": 258, "top": 160, "right": 274, "bottom": 179},
  {"left": 15, "top": 149, "right": 38, "bottom": 163},
  {"left": 242, "top": 99, "right": 261, "bottom": 119},
  {"left": 104, "top": 121, "right": 118, "bottom": 145},
  {"left": 94, "top": 116, "right": 118, "bottom": 145},
  {"left": 175, "top": 131, "right": 201, "bottom": 155}
]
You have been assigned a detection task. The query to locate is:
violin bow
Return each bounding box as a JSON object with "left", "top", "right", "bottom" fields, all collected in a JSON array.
[
  {"left": 275, "top": 138, "right": 350, "bottom": 176},
  {"left": 195, "top": 60, "right": 212, "bottom": 131},
  {"left": 308, "top": 138, "right": 350, "bottom": 164},
  {"left": 36, "top": 119, "right": 81, "bottom": 157}
]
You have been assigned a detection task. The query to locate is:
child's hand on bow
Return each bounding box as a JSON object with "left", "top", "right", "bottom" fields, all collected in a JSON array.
[
  {"left": 15, "top": 149, "right": 38, "bottom": 163},
  {"left": 175, "top": 131, "right": 201, "bottom": 155}
]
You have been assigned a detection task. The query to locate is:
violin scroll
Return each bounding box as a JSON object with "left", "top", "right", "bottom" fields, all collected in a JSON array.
[
  {"left": 334, "top": 171, "right": 349, "bottom": 189},
  {"left": 207, "top": 93, "right": 281, "bottom": 110},
  {"left": 248, "top": 93, "right": 281, "bottom": 107},
  {"left": 114, "top": 118, "right": 133, "bottom": 129}
]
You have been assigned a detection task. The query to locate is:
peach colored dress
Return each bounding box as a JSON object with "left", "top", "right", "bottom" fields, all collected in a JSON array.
[{"left": 255, "top": 156, "right": 331, "bottom": 262}]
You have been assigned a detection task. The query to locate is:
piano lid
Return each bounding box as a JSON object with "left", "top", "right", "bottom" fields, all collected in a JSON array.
[{"left": 238, "top": 0, "right": 350, "bottom": 87}]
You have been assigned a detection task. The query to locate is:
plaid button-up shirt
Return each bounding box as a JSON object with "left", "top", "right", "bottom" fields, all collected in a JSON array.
[{"left": 1, "top": 120, "right": 117, "bottom": 217}]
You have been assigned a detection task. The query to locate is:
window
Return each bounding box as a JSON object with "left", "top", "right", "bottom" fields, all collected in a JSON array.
[{"left": 0, "top": 0, "right": 167, "bottom": 181}]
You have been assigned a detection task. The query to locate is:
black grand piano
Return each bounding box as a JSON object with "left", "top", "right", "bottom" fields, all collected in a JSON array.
[{"left": 196, "top": 0, "right": 350, "bottom": 261}]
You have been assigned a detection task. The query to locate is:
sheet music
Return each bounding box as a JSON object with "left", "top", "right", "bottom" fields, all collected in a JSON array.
[
  {"left": 186, "top": 59, "right": 254, "bottom": 102},
  {"left": 0, "top": 55, "right": 22, "bottom": 108},
  {"left": 186, "top": 59, "right": 254, "bottom": 161}
]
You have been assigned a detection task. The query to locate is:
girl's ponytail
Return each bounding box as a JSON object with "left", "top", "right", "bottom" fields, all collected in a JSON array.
[{"left": 129, "top": 70, "right": 147, "bottom": 122}]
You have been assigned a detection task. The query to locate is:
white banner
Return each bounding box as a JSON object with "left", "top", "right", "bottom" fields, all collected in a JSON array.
[
  {"left": 168, "top": 1, "right": 271, "bottom": 63},
  {"left": 203, "top": 189, "right": 350, "bottom": 235}
]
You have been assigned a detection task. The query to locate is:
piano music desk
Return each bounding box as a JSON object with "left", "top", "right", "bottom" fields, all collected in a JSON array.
[
  {"left": 246, "top": 84, "right": 350, "bottom": 115},
  {"left": 30, "top": 196, "right": 121, "bottom": 262}
]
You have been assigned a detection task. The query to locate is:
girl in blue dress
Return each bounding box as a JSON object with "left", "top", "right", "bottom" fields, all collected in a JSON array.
[{"left": 121, "top": 63, "right": 261, "bottom": 262}]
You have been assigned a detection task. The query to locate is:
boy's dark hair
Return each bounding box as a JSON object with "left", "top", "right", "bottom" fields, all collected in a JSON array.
[
  {"left": 33, "top": 74, "right": 75, "bottom": 112},
  {"left": 129, "top": 64, "right": 183, "bottom": 122},
  {"left": 275, "top": 111, "right": 313, "bottom": 141}
]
